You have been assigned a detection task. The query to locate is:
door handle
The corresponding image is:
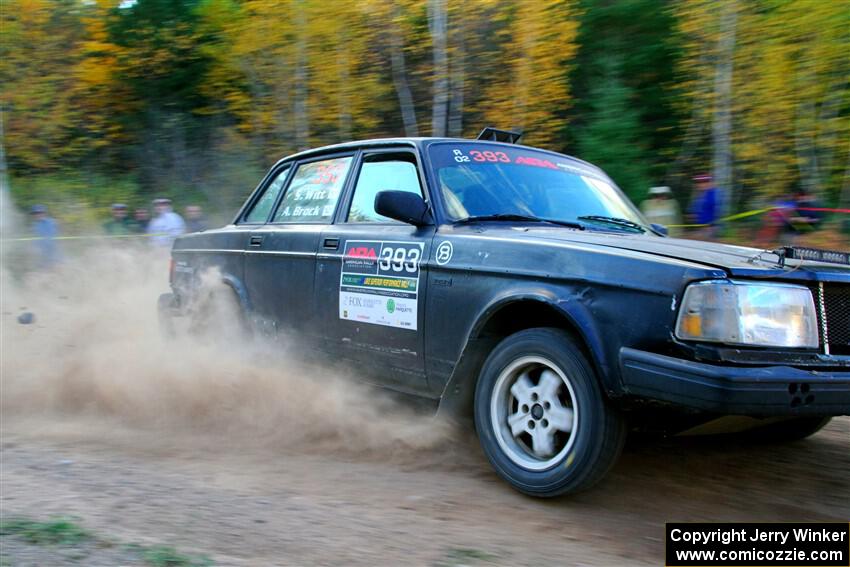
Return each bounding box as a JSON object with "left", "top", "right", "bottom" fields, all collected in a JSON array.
[
  {"left": 249, "top": 235, "right": 264, "bottom": 247},
  {"left": 323, "top": 237, "right": 339, "bottom": 250}
]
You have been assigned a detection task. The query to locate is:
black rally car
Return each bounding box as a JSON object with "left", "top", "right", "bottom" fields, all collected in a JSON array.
[{"left": 160, "top": 129, "right": 850, "bottom": 497}]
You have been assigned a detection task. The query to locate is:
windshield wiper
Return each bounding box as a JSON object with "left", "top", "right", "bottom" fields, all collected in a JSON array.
[
  {"left": 457, "top": 214, "right": 585, "bottom": 230},
  {"left": 577, "top": 215, "right": 645, "bottom": 233}
]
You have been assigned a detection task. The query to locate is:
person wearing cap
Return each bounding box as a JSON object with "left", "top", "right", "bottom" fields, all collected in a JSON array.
[
  {"left": 147, "top": 198, "right": 186, "bottom": 247},
  {"left": 641, "top": 186, "right": 682, "bottom": 237},
  {"left": 687, "top": 173, "right": 721, "bottom": 239},
  {"left": 29, "top": 204, "right": 61, "bottom": 269},
  {"left": 103, "top": 203, "right": 133, "bottom": 236}
]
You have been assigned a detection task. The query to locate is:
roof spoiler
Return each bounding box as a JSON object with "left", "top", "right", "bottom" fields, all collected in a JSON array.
[{"left": 476, "top": 127, "right": 523, "bottom": 144}]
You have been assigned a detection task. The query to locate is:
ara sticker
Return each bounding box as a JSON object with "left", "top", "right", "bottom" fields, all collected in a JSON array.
[{"left": 339, "top": 240, "right": 423, "bottom": 330}]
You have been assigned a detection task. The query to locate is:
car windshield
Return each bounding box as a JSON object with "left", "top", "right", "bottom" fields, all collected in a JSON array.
[{"left": 428, "top": 142, "right": 647, "bottom": 230}]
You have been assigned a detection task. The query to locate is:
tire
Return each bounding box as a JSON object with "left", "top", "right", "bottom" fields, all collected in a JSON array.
[
  {"left": 188, "top": 284, "right": 250, "bottom": 342},
  {"left": 473, "top": 328, "right": 626, "bottom": 497},
  {"left": 157, "top": 292, "right": 177, "bottom": 339},
  {"left": 744, "top": 416, "right": 832, "bottom": 443}
]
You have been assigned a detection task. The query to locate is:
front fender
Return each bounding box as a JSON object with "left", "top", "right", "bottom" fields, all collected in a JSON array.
[
  {"left": 437, "top": 286, "right": 612, "bottom": 419},
  {"left": 471, "top": 289, "right": 610, "bottom": 380}
]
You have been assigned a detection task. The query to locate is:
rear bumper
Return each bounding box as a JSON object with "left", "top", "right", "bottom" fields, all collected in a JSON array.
[{"left": 619, "top": 347, "right": 850, "bottom": 416}]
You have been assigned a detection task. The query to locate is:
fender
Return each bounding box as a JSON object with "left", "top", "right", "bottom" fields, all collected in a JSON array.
[
  {"left": 437, "top": 286, "right": 611, "bottom": 419},
  {"left": 220, "top": 273, "right": 253, "bottom": 314}
]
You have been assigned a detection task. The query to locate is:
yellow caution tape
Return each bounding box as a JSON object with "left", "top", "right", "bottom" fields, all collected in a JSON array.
[
  {"left": 1, "top": 232, "right": 170, "bottom": 242},
  {"left": 668, "top": 206, "right": 778, "bottom": 228}
]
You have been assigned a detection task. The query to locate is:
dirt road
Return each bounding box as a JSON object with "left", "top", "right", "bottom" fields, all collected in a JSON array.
[
  {"left": 1, "top": 249, "right": 848, "bottom": 565},
  {"left": 2, "top": 417, "right": 847, "bottom": 566}
]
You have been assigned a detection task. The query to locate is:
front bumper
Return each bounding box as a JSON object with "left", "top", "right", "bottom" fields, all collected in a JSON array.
[{"left": 619, "top": 347, "right": 850, "bottom": 416}]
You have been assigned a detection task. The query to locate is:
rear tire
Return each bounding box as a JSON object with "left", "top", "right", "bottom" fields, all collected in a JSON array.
[
  {"left": 157, "top": 292, "right": 177, "bottom": 339},
  {"left": 188, "top": 284, "right": 250, "bottom": 342},
  {"left": 473, "top": 328, "right": 626, "bottom": 497}
]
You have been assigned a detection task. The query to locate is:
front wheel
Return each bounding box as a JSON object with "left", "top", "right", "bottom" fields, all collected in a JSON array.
[{"left": 474, "top": 328, "right": 626, "bottom": 497}]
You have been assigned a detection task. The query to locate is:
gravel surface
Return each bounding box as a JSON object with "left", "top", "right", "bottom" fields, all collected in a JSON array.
[{"left": 2, "top": 417, "right": 847, "bottom": 566}]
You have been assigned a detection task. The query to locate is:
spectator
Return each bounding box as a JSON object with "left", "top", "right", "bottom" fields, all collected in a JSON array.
[
  {"left": 147, "top": 198, "right": 186, "bottom": 247},
  {"left": 687, "top": 173, "right": 721, "bottom": 239},
  {"left": 103, "top": 203, "right": 133, "bottom": 236},
  {"left": 132, "top": 207, "right": 150, "bottom": 234},
  {"left": 791, "top": 188, "right": 823, "bottom": 232},
  {"left": 185, "top": 205, "right": 208, "bottom": 233},
  {"left": 641, "top": 186, "right": 682, "bottom": 237},
  {"left": 30, "top": 204, "right": 61, "bottom": 269},
  {"left": 757, "top": 194, "right": 797, "bottom": 248}
]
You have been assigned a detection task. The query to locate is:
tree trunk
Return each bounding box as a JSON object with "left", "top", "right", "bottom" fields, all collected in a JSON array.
[
  {"left": 388, "top": 4, "right": 418, "bottom": 137},
  {"left": 0, "top": 106, "right": 13, "bottom": 236},
  {"left": 840, "top": 140, "right": 850, "bottom": 209},
  {"left": 712, "top": 0, "right": 737, "bottom": 219},
  {"left": 448, "top": 12, "right": 465, "bottom": 138},
  {"left": 428, "top": 0, "right": 448, "bottom": 137},
  {"left": 0, "top": 107, "right": 8, "bottom": 197},
  {"left": 794, "top": 100, "right": 821, "bottom": 197},
  {"left": 293, "top": 4, "right": 310, "bottom": 151},
  {"left": 338, "top": 40, "right": 351, "bottom": 141}
]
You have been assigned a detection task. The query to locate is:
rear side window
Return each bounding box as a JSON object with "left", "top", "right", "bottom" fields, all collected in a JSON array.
[
  {"left": 273, "top": 156, "right": 352, "bottom": 223},
  {"left": 347, "top": 154, "right": 422, "bottom": 223},
  {"left": 243, "top": 165, "right": 290, "bottom": 223}
]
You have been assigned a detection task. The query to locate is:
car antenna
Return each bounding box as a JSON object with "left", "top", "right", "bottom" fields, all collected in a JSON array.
[{"left": 476, "top": 127, "right": 523, "bottom": 144}]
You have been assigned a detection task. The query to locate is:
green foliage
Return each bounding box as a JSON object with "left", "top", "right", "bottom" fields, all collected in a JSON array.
[
  {"left": 575, "top": 58, "right": 651, "bottom": 201},
  {"left": 10, "top": 173, "right": 142, "bottom": 233},
  {"left": 1, "top": 0, "right": 848, "bottom": 224},
  {"left": 569, "top": 0, "right": 683, "bottom": 171},
  {"left": 434, "top": 547, "right": 499, "bottom": 567},
  {"left": 0, "top": 517, "right": 92, "bottom": 546},
  {"left": 142, "top": 545, "right": 213, "bottom": 567}
]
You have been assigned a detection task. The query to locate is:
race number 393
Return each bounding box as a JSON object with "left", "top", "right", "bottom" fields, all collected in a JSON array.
[{"left": 377, "top": 243, "right": 422, "bottom": 277}]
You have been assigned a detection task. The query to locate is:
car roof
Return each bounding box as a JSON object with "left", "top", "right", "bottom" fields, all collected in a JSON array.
[{"left": 271, "top": 137, "right": 604, "bottom": 175}]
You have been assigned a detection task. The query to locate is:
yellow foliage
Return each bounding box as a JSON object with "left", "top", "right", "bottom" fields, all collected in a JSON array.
[
  {"left": 675, "top": 0, "right": 850, "bottom": 203},
  {"left": 480, "top": 0, "right": 579, "bottom": 146}
]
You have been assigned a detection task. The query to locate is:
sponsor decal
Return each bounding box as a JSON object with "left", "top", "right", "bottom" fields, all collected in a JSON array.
[
  {"left": 347, "top": 246, "right": 378, "bottom": 258},
  {"left": 339, "top": 240, "right": 423, "bottom": 330},
  {"left": 435, "top": 241, "right": 453, "bottom": 265}
]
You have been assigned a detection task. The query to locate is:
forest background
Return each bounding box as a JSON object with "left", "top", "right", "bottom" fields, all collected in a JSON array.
[{"left": 1, "top": 0, "right": 848, "bottom": 239}]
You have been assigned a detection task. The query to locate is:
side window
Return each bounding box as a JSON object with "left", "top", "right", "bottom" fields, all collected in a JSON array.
[
  {"left": 347, "top": 154, "right": 422, "bottom": 223},
  {"left": 243, "top": 165, "right": 290, "bottom": 223},
  {"left": 273, "top": 156, "right": 352, "bottom": 223}
]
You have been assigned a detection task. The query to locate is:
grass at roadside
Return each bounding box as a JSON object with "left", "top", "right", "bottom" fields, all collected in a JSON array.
[
  {"left": 0, "top": 517, "right": 93, "bottom": 546},
  {"left": 0, "top": 516, "right": 212, "bottom": 566},
  {"left": 434, "top": 547, "right": 500, "bottom": 567}
]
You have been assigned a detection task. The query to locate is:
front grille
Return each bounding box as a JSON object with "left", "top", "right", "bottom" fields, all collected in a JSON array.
[{"left": 822, "top": 283, "right": 850, "bottom": 354}]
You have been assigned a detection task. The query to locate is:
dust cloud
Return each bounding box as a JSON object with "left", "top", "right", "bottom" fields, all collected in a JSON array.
[{"left": 0, "top": 244, "right": 450, "bottom": 458}]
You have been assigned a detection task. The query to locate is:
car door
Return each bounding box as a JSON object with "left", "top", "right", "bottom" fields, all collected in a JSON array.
[
  {"left": 316, "top": 148, "right": 435, "bottom": 394},
  {"left": 244, "top": 154, "right": 355, "bottom": 342}
]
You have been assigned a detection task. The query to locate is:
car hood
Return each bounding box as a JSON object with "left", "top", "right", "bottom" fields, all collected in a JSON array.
[{"left": 517, "top": 227, "right": 850, "bottom": 283}]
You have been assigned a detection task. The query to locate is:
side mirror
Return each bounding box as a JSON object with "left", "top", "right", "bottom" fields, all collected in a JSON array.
[
  {"left": 651, "top": 223, "right": 669, "bottom": 236},
  {"left": 374, "top": 191, "right": 433, "bottom": 227}
]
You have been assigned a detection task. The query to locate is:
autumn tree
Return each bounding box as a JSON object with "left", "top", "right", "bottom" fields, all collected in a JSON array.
[
  {"left": 479, "top": 0, "right": 579, "bottom": 147},
  {"left": 0, "top": 0, "right": 84, "bottom": 171},
  {"left": 676, "top": 0, "right": 850, "bottom": 212}
]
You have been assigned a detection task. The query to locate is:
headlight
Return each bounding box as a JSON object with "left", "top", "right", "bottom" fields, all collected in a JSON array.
[{"left": 675, "top": 280, "right": 819, "bottom": 348}]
